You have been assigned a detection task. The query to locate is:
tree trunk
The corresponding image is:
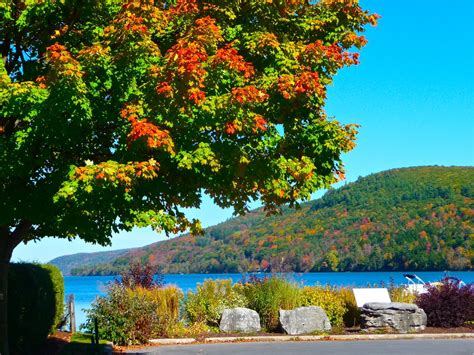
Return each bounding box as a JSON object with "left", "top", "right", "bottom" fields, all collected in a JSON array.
[{"left": 0, "top": 243, "right": 13, "bottom": 355}]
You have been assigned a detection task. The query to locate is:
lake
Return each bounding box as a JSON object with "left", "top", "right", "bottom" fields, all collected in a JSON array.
[{"left": 65, "top": 271, "right": 473, "bottom": 328}]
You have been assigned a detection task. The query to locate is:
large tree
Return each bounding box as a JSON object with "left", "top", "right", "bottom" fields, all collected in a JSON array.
[{"left": 0, "top": 0, "right": 378, "bottom": 352}]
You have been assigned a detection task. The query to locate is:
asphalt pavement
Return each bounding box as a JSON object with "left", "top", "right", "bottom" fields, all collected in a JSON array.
[{"left": 125, "top": 339, "right": 474, "bottom": 355}]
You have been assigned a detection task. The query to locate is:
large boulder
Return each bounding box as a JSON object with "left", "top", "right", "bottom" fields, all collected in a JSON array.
[
  {"left": 219, "top": 307, "right": 261, "bottom": 333},
  {"left": 361, "top": 302, "right": 427, "bottom": 333},
  {"left": 279, "top": 306, "right": 331, "bottom": 335}
]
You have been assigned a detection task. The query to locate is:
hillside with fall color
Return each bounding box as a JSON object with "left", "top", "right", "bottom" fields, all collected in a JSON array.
[{"left": 51, "top": 166, "right": 474, "bottom": 275}]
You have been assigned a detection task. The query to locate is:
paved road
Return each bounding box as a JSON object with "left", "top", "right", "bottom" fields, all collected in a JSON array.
[{"left": 126, "top": 339, "right": 474, "bottom": 355}]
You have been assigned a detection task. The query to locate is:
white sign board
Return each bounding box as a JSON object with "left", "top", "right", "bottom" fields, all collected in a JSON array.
[{"left": 353, "top": 288, "right": 391, "bottom": 308}]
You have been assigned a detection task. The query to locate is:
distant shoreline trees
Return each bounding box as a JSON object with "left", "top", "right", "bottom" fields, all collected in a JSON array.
[{"left": 66, "top": 167, "right": 474, "bottom": 275}]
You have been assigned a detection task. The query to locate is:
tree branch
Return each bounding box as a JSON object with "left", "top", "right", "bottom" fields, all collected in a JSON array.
[{"left": 10, "top": 220, "right": 32, "bottom": 250}]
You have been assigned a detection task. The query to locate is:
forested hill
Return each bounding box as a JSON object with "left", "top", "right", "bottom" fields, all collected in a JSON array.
[
  {"left": 51, "top": 166, "right": 474, "bottom": 275},
  {"left": 48, "top": 248, "right": 135, "bottom": 276}
]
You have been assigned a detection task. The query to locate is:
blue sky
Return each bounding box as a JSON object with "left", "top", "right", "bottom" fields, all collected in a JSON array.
[{"left": 13, "top": 0, "right": 474, "bottom": 263}]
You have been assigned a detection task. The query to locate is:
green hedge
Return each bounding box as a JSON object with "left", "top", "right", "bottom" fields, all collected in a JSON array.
[{"left": 8, "top": 263, "right": 64, "bottom": 354}]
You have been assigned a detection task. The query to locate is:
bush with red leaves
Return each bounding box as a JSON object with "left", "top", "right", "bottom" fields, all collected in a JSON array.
[
  {"left": 116, "top": 261, "right": 164, "bottom": 289},
  {"left": 416, "top": 278, "right": 474, "bottom": 327}
]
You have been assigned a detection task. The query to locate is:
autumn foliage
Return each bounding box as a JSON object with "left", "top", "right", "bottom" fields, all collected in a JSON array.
[
  {"left": 416, "top": 278, "right": 474, "bottom": 327},
  {"left": 1, "top": 0, "right": 379, "bottom": 246},
  {"left": 1, "top": 1, "right": 378, "bottom": 352}
]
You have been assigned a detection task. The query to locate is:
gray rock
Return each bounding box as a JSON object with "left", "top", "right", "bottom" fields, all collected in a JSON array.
[
  {"left": 361, "top": 302, "right": 427, "bottom": 333},
  {"left": 363, "top": 302, "right": 419, "bottom": 312},
  {"left": 279, "top": 306, "right": 331, "bottom": 335},
  {"left": 219, "top": 307, "right": 261, "bottom": 333}
]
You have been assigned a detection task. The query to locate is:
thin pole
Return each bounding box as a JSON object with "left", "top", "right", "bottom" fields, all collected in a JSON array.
[
  {"left": 69, "top": 294, "right": 76, "bottom": 333},
  {"left": 94, "top": 317, "right": 99, "bottom": 345}
]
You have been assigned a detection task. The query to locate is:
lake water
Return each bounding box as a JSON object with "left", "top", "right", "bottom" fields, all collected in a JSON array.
[{"left": 65, "top": 271, "right": 473, "bottom": 328}]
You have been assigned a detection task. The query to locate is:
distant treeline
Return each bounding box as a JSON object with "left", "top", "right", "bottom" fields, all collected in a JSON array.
[{"left": 66, "top": 166, "right": 473, "bottom": 275}]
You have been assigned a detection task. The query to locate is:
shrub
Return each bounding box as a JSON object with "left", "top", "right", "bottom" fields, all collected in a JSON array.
[
  {"left": 240, "top": 276, "right": 301, "bottom": 331},
  {"left": 300, "top": 286, "right": 347, "bottom": 328},
  {"left": 83, "top": 284, "right": 182, "bottom": 345},
  {"left": 338, "top": 287, "right": 360, "bottom": 327},
  {"left": 168, "top": 321, "right": 212, "bottom": 338},
  {"left": 185, "top": 279, "right": 247, "bottom": 328},
  {"left": 8, "top": 263, "right": 64, "bottom": 353},
  {"left": 43, "top": 263, "right": 65, "bottom": 332},
  {"left": 116, "top": 261, "right": 164, "bottom": 289},
  {"left": 416, "top": 278, "right": 474, "bottom": 327}
]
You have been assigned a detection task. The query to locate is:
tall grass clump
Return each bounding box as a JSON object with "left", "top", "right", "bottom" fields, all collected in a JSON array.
[
  {"left": 83, "top": 284, "right": 182, "bottom": 345},
  {"left": 184, "top": 279, "right": 247, "bottom": 328},
  {"left": 389, "top": 286, "right": 416, "bottom": 304},
  {"left": 132, "top": 286, "right": 182, "bottom": 335},
  {"left": 240, "top": 276, "right": 301, "bottom": 331},
  {"left": 300, "top": 286, "right": 347, "bottom": 329}
]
